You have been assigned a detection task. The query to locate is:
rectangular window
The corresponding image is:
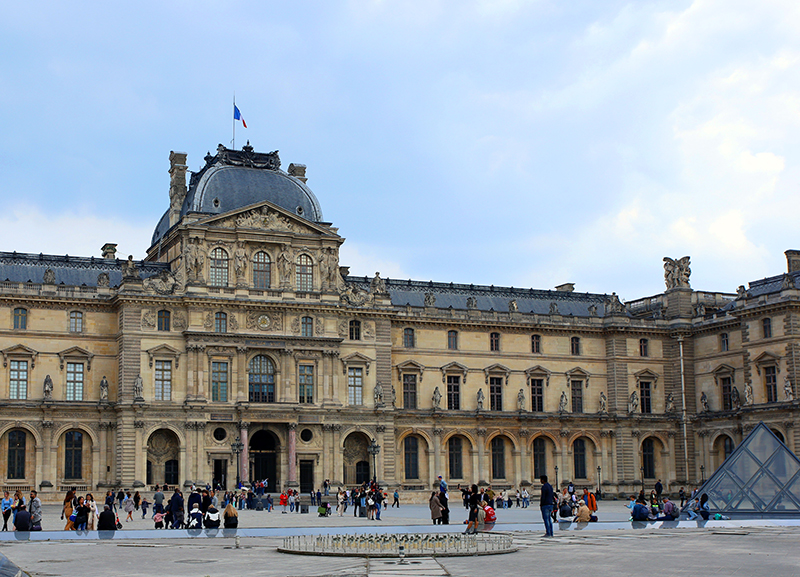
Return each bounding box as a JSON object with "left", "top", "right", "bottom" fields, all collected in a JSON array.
[
  {"left": 299, "top": 364, "right": 314, "bottom": 403},
  {"left": 348, "top": 367, "right": 363, "bottom": 405},
  {"left": 448, "top": 437, "right": 463, "bottom": 479},
  {"left": 447, "top": 330, "right": 458, "bottom": 350},
  {"left": 639, "top": 339, "right": 649, "bottom": 357},
  {"left": 157, "top": 310, "right": 170, "bottom": 332},
  {"left": 212, "top": 361, "right": 228, "bottom": 402},
  {"left": 13, "top": 309, "right": 27, "bottom": 330},
  {"left": 404, "top": 437, "right": 419, "bottom": 479},
  {"left": 402, "top": 374, "right": 417, "bottom": 409},
  {"left": 765, "top": 366, "right": 777, "bottom": 403},
  {"left": 763, "top": 318, "right": 772, "bottom": 339},
  {"left": 530, "top": 378, "right": 544, "bottom": 412},
  {"left": 489, "top": 376, "right": 503, "bottom": 411},
  {"left": 490, "top": 332, "right": 500, "bottom": 351},
  {"left": 491, "top": 437, "right": 505, "bottom": 479},
  {"left": 69, "top": 311, "right": 83, "bottom": 332},
  {"left": 66, "top": 362, "right": 84, "bottom": 401},
  {"left": 640, "top": 381, "right": 652, "bottom": 414},
  {"left": 403, "top": 328, "right": 415, "bottom": 348},
  {"left": 154, "top": 360, "right": 172, "bottom": 401},
  {"left": 571, "top": 380, "right": 583, "bottom": 413},
  {"left": 7, "top": 430, "right": 25, "bottom": 479},
  {"left": 349, "top": 320, "right": 360, "bottom": 341},
  {"left": 447, "top": 375, "right": 460, "bottom": 410},
  {"left": 302, "top": 317, "right": 314, "bottom": 338},
  {"left": 721, "top": 376, "right": 732, "bottom": 411},
  {"left": 533, "top": 438, "right": 546, "bottom": 479},
  {"left": 9, "top": 360, "right": 28, "bottom": 400},
  {"left": 720, "top": 333, "right": 729, "bottom": 352},
  {"left": 571, "top": 337, "right": 581, "bottom": 355},
  {"left": 531, "top": 334, "right": 541, "bottom": 354}
]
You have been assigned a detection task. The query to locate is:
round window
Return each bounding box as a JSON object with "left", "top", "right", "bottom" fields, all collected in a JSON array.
[
  {"left": 300, "top": 428, "right": 313, "bottom": 442},
  {"left": 296, "top": 206, "right": 304, "bottom": 216},
  {"left": 213, "top": 427, "right": 227, "bottom": 442}
]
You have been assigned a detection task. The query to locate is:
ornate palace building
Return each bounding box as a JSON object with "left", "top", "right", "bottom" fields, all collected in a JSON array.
[{"left": 1, "top": 143, "right": 798, "bottom": 500}]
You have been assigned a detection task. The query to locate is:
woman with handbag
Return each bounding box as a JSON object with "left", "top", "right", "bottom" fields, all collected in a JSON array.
[{"left": 61, "top": 490, "right": 76, "bottom": 530}]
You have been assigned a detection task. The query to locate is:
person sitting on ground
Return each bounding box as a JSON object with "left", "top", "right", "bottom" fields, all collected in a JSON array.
[
  {"left": 625, "top": 495, "right": 636, "bottom": 512},
  {"left": 698, "top": 494, "right": 711, "bottom": 520},
  {"left": 558, "top": 493, "right": 574, "bottom": 520},
  {"left": 204, "top": 504, "right": 221, "bottom": 528},
  {"left": 14, "top": 504, "right": 31, "bottom": 531},
  {"left": 573, "top": 501, "right": 597, "bottom": 523},
  {"left": 687, "top": 497, "right": 701, "bottom": 520},
  {"left": 188, "top": 503, "right": 203, "bottom": 528},
  {"left": 223, "top": 503, "right": 239, "bottom": 528},
  {"left": 656, "top": 496, "right": 678, "bottom": 521},
  {"left": 631, "top": 498, "right": 650, "bottom": 521},
  {"left": 97, "top": 505, "right": 117, "bottom": 531}
]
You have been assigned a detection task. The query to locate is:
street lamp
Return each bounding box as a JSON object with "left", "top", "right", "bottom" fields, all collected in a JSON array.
[
  {"left": 640, "top": 466, "right": 644, "bottom": 488},
  {"left": 231, "top": 436, "right": 244, "bottom": 489},
  {"left": 596, "top": 466, "right": 602, "bottom": 499},
  {"left": 554, "top": 465, "right": 559, "bottom": 490},
  {"left": 700, "top": 465, "right": 705, "bottom": 485},
  {"left": 367, "top": 438, "right": 381, "bottom": 484}
]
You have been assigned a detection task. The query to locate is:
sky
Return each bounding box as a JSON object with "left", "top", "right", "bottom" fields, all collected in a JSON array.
[{"left": 1, "top": 0, "right": 799, "bottom": 301}]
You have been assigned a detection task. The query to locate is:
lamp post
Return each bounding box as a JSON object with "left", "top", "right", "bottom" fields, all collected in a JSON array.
[
  {"left": 640, "top": 466, "right": 644, "bottom": 488},
  {"left": 231, "top": 436, "right": 244, "bottom": 489},
  {"left": 554, "top": 465, "right": 559, "bottom": 490},
  {"left": 596, "top": 466, "right": 602, "bottom": 499},
  {"left": 367, "top": 438, "right": 381, "bottom": 484},
  {"left": 700, "top": 465, "right": 705, "bottom": 485}
]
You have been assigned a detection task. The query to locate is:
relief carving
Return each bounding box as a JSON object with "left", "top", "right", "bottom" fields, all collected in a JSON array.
[
  {"left": 664, "top": 256, "right": 691, "bottom": 289},
  {"left": 141, "top": 309, "right": 156, "bottom": 330},
  {"left": 143, "top": 269, "right": 180, "bottom": 295}
]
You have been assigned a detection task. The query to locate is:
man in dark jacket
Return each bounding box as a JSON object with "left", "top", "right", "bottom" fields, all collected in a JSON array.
[
  {"left": 97, "top": 505, "right": 117, "bottom": 530},
  {"left": 540, "top": 475, "right": 555, "bottom": 537},
  {"left": 169, "top": 489, "right": 185, "bottom": 529},
  {"left": 13, "top": 504, "right": 31, "bottom": 531},
  {"left": 187, "top": 490, "right": 202, "bottom": 514}
]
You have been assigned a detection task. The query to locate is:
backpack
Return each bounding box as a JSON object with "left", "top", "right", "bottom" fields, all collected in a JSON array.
[
  {"left": 483, "top": 505, "right": 496, "bottom": 523},
  {"left": 559, "top": 503, "right": 572, "bottom": 518}
]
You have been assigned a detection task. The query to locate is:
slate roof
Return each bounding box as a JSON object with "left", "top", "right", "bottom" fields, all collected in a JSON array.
[
  {"left": 0, "top": 252, "right": 169, "bottom": 288},
  {"left": 745, "top": 270, "right": 800, "bottom": 298},
  {"left": 347, "top": 277, "right": 612, "bottom": 317}
]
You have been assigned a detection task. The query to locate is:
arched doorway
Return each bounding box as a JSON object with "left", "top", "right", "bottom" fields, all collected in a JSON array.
[
  {"left": 147, "top": 429, "right": 180, "bottom": 488},
  {"left": 343, "top": 432, "right": 371, "bottom": 485},
  {"left": 250, "top": 429, "right": 279, "bottom": 492}
]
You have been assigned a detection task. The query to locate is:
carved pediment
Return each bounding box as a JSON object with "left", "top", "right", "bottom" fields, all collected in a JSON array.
[
  {"left": 565, "top": 366, "right": 590, "bottom": 388},
  {"left": 58, "top": 346, "right": 94, "bottom": 370},
  {"left": 1, "top": 344, "right": 39, "bottom": 368},
  {"left": 713, "top": 364, "right": 736, "bottom": 386},
  {"left": 341, "top": 352, "right": 373, "bottom": 375},
  {"left": 484, "top": 363, "right": 511, "bottom": 385},
  {"left": 441, "top": 361, "right": 469, "bottom": 384},
  {"left": 198, "top": 200, "right": 336, "bottom": 237},
  {"left": 525, "top": 365, "right": 552, "bottom": 387},
  {"left": 753, "top": 351, "right": 781, "bottom": 375},
  {"left": 146, "top": 344, "right": 182, "bottom": 368},
  {"left": 634, "top": 368, "right": 659, "bottom": 387},
  {"left": 396, "top": 359, "right": 425, "bottom": 382}
]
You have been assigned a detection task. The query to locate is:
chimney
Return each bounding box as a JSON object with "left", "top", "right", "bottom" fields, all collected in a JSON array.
[
  {"left": 169, "top": 151, "right": 188, "bottom": 227},
  {"left": 101, "top": 243, "right": 117, "bottom": 259},
  {"left": 555, "top": 283, "right": 575, "bottom": 293},
  {"left": 786, "top": 250, "right": 800, "bottom": 273},
  {"left": 288, "top": 163, "right": 307, "bottom": 183}
]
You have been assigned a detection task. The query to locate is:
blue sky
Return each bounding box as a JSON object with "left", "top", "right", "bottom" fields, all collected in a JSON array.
[{"left": 1, "top": 0, "right": 798, "bottom": 300}]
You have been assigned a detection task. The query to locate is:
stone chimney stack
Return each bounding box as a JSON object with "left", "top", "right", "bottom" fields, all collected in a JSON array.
[
  {"left": 786, "top": 250, "right": 800, "bottom": 273},
  {"left": 168, "top": 151, "right": 188, "bottom": 227},
  {"left": 101, "top": 243, "right": 117, "bottom": 259},
  {"left": 288, "top": 163, "right": 307, "bottom": 184}
]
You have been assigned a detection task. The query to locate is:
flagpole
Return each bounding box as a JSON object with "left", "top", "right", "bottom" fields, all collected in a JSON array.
[{"left": 232, "top": 93, "right": 236, "bottom": 150}]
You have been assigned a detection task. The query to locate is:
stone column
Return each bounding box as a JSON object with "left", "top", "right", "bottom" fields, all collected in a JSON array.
[
  {"left": 196, "top": 345, "right": 206, "bottom": 400},
  {"left": 519, "top": 429, "right": 530, "bottom": 485},
  {"left": 376, "top": 424, "right": 387, "bottom": 483},
  {"left": 322, "top": 424, "right": 333, "bottom": 481},
  {"left": 41, "top": 420, "right": 54, "bottom": 487},
  {"left": 476, "top": 428, "right": 487, "bottom": 484},
  {"left": 237, "top": 346, "right": 247, "bottom": 403},
  {"left": 332, "top": 424, "right": 343, "bottom": 485},
  {"left": 332, "top": 352, "right": 341, "bottom": 405},
  {"left": 432, "top": 427, "right": 443, "bottom": 482},
  {"left": 186, "top": 344, "right": 196, "bottom": 401},
  {"left": 98, "top": 423, "right": 108, "bottom": 485},
  {"left": 196, "top": 423, "right": 206, "bottom": 485},
  {"left": 287, "top": 423, "right": 298, "bottom": 487},
  {"left": 134, "top": 419, "right": 145, "bottom": 484},
  {"left": 239, "top": 422, "right": 250, "bottom": 485},
  {"left": 599, "top": 430, "right": 610, "bottom": 490},
  {"left": 667, "top": 432, "right": 677, "bottom": 487}
]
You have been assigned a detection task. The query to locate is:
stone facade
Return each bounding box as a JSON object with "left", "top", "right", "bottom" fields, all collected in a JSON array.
[{"left": 0, "top": 145, "right": 798, "bottom": 501}]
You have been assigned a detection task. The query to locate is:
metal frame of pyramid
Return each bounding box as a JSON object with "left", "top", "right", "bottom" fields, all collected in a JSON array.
[{"left": 682, "top": 422, "right": 800, "bottom": 517}]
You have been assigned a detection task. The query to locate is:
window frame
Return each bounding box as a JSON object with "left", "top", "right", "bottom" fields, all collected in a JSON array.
[
  {"left": 403, "top": 327, "right": 415, "bottom": 348},
  {"left": 13, "top": 308, "right": 27, "bottom": 330},
  {"left": 573, "top": 438, "right": 587, "bottom": 479},
  {"left": 491, "top": 436, "right": 506, "bottom": 479},
  {"left": 214, "top": 312, "right": 227, "bottom": 334},
  {"left": 252, "top": 251, "right": 271, "bottom": 289},
  {"left": 298, "top": 364, "right": 314, "bottom": 404},
  {"left": 639, "top": 338, "right": 649, "bottom": 357},
  {"left": 349, "top": 320, "right": 361, "bottom": 341},
  {"left": 639, "top": 380, "right": 652, "bottom": 414},
  {"left": 530, "top": 378, "right": 544, "bottom": 412},
  {"left": 402, "top": 373, "right": 417, "bottom": 409},
  {"left": 531, "top": 334, "right": 541, "bottom": 354},
  {"left": 641, "top": 438, "right": 655, "bottom": 479},
  {"left": 9, "top": 359, "right": 28, "bottom": 400},
  {"left": 69, "top": 311, "right": 83, "bottom": 333},
  {"left": 64, "top": 430, "right": 83, "bottom": 480},
  {"left": 489, "top": 376, "right": 503, "bottom": 411},
  {"left": 209, "top": 247, "right": 230, "bottom": 287},
  {"left": 154, "top": 359, "right": 172, "bottom": 401},
  {"left": 447, "top": 330, "right": 458, "bottom": 350},
  {"left": 720, "top": 333, "right": 729, "bottom": 352},
  {"left": 157, "top": 310, "right": 171, "bottom": 332},
  {"left": 533, "top": 437, "right": 546, "bottom": 479},
  {"left": 66, "top": 362, "right": 84, "bottom": 401},
  {"left": 448, "top": 436, "right": 463, "bottom": 479},
  {"left": 763, "top": 318, "right": 772, "bottom": 339},
  {"left": 249, "top": 355, "right": 276, "bottom": 403},
  {"left": 348, "top": 367, "right": 363, "bottom": 405},
  {"left": 296, "top": 254, "right": 313, "bottom": 292},
  {"left": 211, "top": 360, "right": 229, "bottom": 402},
  {"left": 446, "top": 375, "right": 461, "bottom": 410},
  {"left": 301, "top": 316, "right": 314, "bottom": 338},
  {"left": 404, "top": 436, "right": 419, "bottom": 480},
  {"left": 571, "top": 379, "right": 583, "bottom": 413},
  {"left": 570, "top": 336, "right": 581, "bottom": 356},
  {"left": 765, "top": 365, "right": 778, "bottom": 403},
  {"left": 7, "top": 430, "right": 26, "bottom": 479},
  {"left": 490, "top": 332, "right": 500, "bottom": 352}
]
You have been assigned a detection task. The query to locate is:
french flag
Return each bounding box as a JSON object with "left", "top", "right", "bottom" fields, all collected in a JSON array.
[{"left": 234, "top": 104, "right": 247, "bottom": 128}]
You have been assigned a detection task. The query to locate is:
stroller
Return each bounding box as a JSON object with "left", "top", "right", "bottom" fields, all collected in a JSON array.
[{"left": 317, "top": 502, "right": 330, "bottom": 517}]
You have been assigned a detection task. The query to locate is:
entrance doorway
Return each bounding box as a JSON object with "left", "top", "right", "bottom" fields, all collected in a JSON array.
[
  {"left": 299, "top": 460, "right": 314, "bottom": 493},
  {"left": 356, "top": 461, "right": 371, "bottom": 484},
  {"left": 213, "top": 459, "right": 228, "bottom": 490},
  {"left": 250, "top": 429, "right": 279, "bottom": 492}
]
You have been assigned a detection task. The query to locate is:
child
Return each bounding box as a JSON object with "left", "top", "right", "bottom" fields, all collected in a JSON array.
[
  {"left": 153, "top": 511, "right": 165, "bottom": 529},
  {"left": 141, "top": 497, "right": 149, "bottom": 519}
]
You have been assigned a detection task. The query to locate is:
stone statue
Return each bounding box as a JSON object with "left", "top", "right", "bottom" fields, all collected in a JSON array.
[
  {"left": 517, "top": 388, "right": 525, "bottom": 411},
  {"left": 598, "top": 390, "right": 607, "bottom": 413},
  {"left": 370, "top": 272, "right": 388, "bottom": 295},
  {"left": 781, "top": 274, "right": 795, "bottom": 290},
  {"left": 558, "top": 391, "right": 568, "bottom": 413},
  {"left": 278, "top": 247, "right": 292, "bottom": 285},
  {"left": 318, "top": 251, "right": 330, "bottom": 289},
  {"left": 606, "top": 293, "right": 624, "bottom": 314},
  {"left": 327, "top": 249, "right": 341, "bottom": 289},
  {"left": 731, "top": 386, "right": 741, "bottom": 410},
  {"left": 663, "top": 256, "right": 691, "bottom": 289},
  {"left": 122, "top": 255, "right": 140, "bottom": 280},
  {"left": 466, "top": 297, "right": 477, "bottom": 309},
  {"left": 700, "top": 391, "right": 709, "bottom": 412},
  {"left": 133, "top": 374, "right": 144, "bottom": 400},
  {"left": 628, "top": 390, "right": 639, "bottom": 414},
  {"left": 588, "top": 304, "right": 598, "bottom": 317},
  {"left": 665, "top": 392, "right": 675, "bottom": 413},
  {"left": 549, "top": 302, "right": 559, "bottom": 315},
  {"left": 476, "top": 388, "right": 485, "bottom": 410},
  {"left": 43, "top": 374, "right": 53, "bottom": 399},
  {"left": 143, "top": 270, "right": 179, "bottom": 295},
  {"left": 184, "top": 238, "right": 206, "bottom": 283},
  {"left": 389, "top": 384, "right": 396, "bottom": 408},
  {"left": 509, "top": 300, "right": 518, "bottom": 313},
  {"left": 694, "top": 302, "right": 706, "bottom": 317},
  {"left": 374, "top": 382, "right": 383, "bottom": 405},
  {"left": 100, "top": 376, "right": 109, "bottom": 401},
  {"left": 424, "top": 292, "right": 436, "bottom": 307},
  {"left": 737, "top": 285, "right": 748, "bottom": 299},
  {"left": 43, "top": 268, "right": 55, "bottom": 284},
  {"left": 432, "top": 386, "right": 442, "bottom": 409},
  {"left": 744, "top": 383, "right": 754, "bottom": 405},
  {"left": 97, "top": 272, "right": 110, "bottom": 288},
  {"left": 784, "top": 376, "right": 794, "bottom": 401},
  {"left": 233, "top": 242, "right": 247, "bottom": 280}
]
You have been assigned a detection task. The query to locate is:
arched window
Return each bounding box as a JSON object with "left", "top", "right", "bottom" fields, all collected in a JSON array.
[
  {"left": 533, "top": 437, "right": 546, "bottom": 479},
  {"left": 491, "top": 437, "right": 506, "bottom": 479},
  {"left": 253, "top": 251, "right": 271, "bottom": 289},
  {"left": 301, "top": 316, "right": 313, "bottom": 338},
  {"left": 639, "top": 338, "right": 648, "bottom": 357},
  {"left": 448, "top": 436, "right": 463, "bottom": 479},
  {"left": 296, "top": 254, "right": 313, "bottom": 291},
  {"left": 490, "top": 332, "right": 500, "bottom": 352},
  {"left": 723, "top": 436, "right": 735, "bottom": 460},
  {"left": 7, "top": 430, "right": 26, "bottom": 479},
  {"left": 573, "top": 438, "right": 586, "bottom": 479},
  {"left": 404, "top": 436, "right": 419, "bottom": 479},
  {"left": 215, "top": 312, "right": 227, "bottom": 333},
  {"left": 65, "top": 430, "right": 83, "bottom": 479},
  {"left": 447, "top": 330, "right": 458, "bottom": 350},
  {"left": 69, "top": 311, "right": 83, "bottom": 332},
  {"left": 157, "top": 310, "right": 171, "bottom": 331},
  {"left": 249, "top": 355, "right": 276, "bottom": 403},
  {"left": 209, "top": 248, "right": 230, "bottom": 287},
  {"left": 13, "top": 308, "right": 27, "bottom": 330},
  {"left": 570, "top": 336, "right": 581, "bottom": 355},
  {"left": 403, "top": 328, "right": 415, "bottom": 348},
  {"left": 349, "top": 320, "right": 361, "bottom": 340},
  {"left": 642, "top": 438, "right": 655, "bottom": 479}
]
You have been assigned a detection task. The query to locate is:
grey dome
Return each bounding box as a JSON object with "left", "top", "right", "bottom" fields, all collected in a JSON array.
[{"left": 151, "top": 145, "right": 323, "bottom": 246}]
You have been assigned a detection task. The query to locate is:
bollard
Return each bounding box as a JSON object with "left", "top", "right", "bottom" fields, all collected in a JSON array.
[{"left": 235, "top": 535, "right": 240, "bottom": 549}]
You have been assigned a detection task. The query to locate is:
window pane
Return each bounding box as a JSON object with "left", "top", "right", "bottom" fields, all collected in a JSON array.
[
  {"left": 66, "top": 362, "right": 84, "bottom": 401},
  {"left": 9, "top": 360, "right": 28, "bottom": 400},
  {"left": 531, "top": 378, "right": 544, "bottom": 412},
  {"left": 212, "top": 361, "right": 228, "bottom": 402},
  {"left": 253, "top": 252, "right": 271, "bottom": 289},
  {"left": 249, "top": 355, "right": 276, "bottom": 402},
  {"left": 348, "top": 367, "right": 363, "bottom": 405},
  {"left": 448, "top": 437, "right": 463, "bottom": 479},
  {"left": 571, "top": 380, "right": 583, "bottom": 413},
  {"left": 489, "top": 376, "right": 503, "bottom": 411},
  {"left": 404, "top": 437, "right": 419, "bottom": 479},
  {"left": 402, "top": 374, "right": 417, "bottom": 409},
  {"left": 447, "top": 376, "right": 460, "bottom": 410},
  {"left": 299, "top": 364, "right": 314, "bottom": 403},
  {"left": 296, "top": 254, "right": 313, "bottom": 291},
  {"left": 155, "top": 360, "right": 172, "bottom": 401}
]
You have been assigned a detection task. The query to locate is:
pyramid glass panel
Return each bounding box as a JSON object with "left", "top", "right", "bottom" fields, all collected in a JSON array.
[
  {"left": 766, "top": 450, "right": 800, "bottom": 485},
  {"left": 727, "top": 452, "right": 759, "bottom": 485},
  {"left": 704, "top": 472, "right": 741, "bottom": 510},
  {"left": 746, "top": 429, "right": 781, "bottom": 465},
  {"left": 745, "top": 471, "right": 782, "bottom": 509}
]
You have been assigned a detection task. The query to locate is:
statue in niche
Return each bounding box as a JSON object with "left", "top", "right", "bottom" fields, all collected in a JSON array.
[
  {"left": 424, "top": 292, "right": 436, "bottom": 307},
  {"left": 233, "top": 242, "right": 247, "bottom": 280},
  {"left": 43, "top": 268, "right": 55, "bottom": 284},
  {"left": 184, "top": 238, "right": 206, "bottom": 282},
  {"left": 476, "top": 388, "right": 485, "bottom": 410},
  {"left": 374, "top": 382, "right": 383, "bottom": 405},
  {"left": 598, "top": 390, "right": 607, "bottom": 413},
  {"left": 100, "top": 376, "right": 109, "bottom": 401},
  {"left": 508, "top": 300, "right": 518, "bottom": 313},
  {"left": 466, "top": 296, "right": 477, "bottom": 309},
  {"left": 432, "top": 386, "right": 442, "bottom": 409},
  {"left": 700, "top": 391, "right": 709, "bottom": 412},
  {"left": 549, "top": 302, "right": 559, "bottom": 315},
  {"left": 370, "top": 272, "right": 388, "bottom": 295},
  {"left": 665, "top": 392, "right": 675, "bottom": 413},
  {"left": 133, "top": 374, "right": 144, "bottom": 400},
  {"left": 744, "top": 383, "right": 754, "bottom": 405},
  {"left": 318, "top": 251, "right": 330, "bottom": 289},
  {"left": 731, "top": 386, "right": 741, "bottom": 410},
  {"left": 517, "top": 388, "right": 526, "bottom": 411},
  {"left": 43, "top": 375, "right": 53, "bottom": 400},
  {"left": 278, "top": 247, "right": 292, "bottom": 284},
  {"left": 784, "top": 376, "right": 794, "bottom": 401},
  {"left": 558, "top": 391, "right": 568, "bottom": 413},
  {"left": 628, "top": 390, "right": 639, "bottom": 414},
  {"left": 663, "top": 256, "right": 691, "bottom": 289}
]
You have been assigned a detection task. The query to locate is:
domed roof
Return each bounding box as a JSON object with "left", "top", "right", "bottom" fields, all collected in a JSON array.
[{"left": 151, "top": 144, "right": 323, "bottom": 246}]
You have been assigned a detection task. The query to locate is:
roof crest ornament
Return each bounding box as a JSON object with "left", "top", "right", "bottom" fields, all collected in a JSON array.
[{"left": 214, "top": 143, "right": 280, "bottom": 171}]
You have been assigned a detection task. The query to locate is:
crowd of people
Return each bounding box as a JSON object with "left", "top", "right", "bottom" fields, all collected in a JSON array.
[{"left": 1, "top": 489, "right": 42, "bottom": 531}]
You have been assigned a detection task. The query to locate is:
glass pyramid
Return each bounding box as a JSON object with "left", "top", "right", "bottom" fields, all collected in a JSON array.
[{"left": 684, "top": 422, "right": 800, "bottom": 516}]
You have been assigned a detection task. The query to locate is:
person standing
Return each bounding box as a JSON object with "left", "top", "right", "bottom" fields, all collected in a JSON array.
[
  {"left": 12, "top": 504, "right": 30, "bottom": 532},
  {"left": 105, "top": 491, "right": 116, "bottom": 513},
  {"left": 29, "top": 490, "right": 42, "bottom": 531},
  {"left": 438, "top": 489, "right": 449, "bottom": 524},
  {"left": 429, "top": 491, "right": 444, "bottom": 525},
  {"left": 97, "top": 505, "right": 117, "bottom": 531},
  {"left": 464, "top": 484, "right": 480, "bottom": 535},
  {"left": 168, "top": 489, "right": 184, "bottom": 529},
  {"left": 655, "top": 480, "right": 663, "bottom": 503},
  {"left": 153, "top": 487, "right": 165, "bottom": 515},
  {"left": 61, "top": 490, "right": 75, "bottom": 531},
  {"left": 1, "top": 491, "right": 12, "bottom": 531},
  {"left": 540, "top": 475, "right": 555, "bottom": 538},
  {"left": 392, "top": 489, "right": 400, "bottom": 508},
  {"left": 679, "top": 487, "right": 686, "bottom": 508},
  {"left": 85, "top": 494, "right": 99, "bottom": 531}
]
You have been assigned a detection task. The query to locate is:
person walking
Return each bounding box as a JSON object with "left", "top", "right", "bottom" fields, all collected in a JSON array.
[
  {"left": 464, "top": 484, "right": 480, "bottom": 535},
  {"left": 29, "top": 490, "right": 42, "bottom": 531},
  {"left": 123, "top": 494, "right": 135, "bottom": 522},
  {"left": 540, "top": 475, "right": 555, "bottom": 538},
  {"left": 61, "top": 490, "right": 76, "bottom": 531},
  {"left": 153, "top": 487, "right": 165, "bottom": 516},
  {"left": 429, "top": 491, "right": 444, "bottom": 525},
  {"left": 392, "top": 489, "right": 400, "bottom": 508}
]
